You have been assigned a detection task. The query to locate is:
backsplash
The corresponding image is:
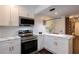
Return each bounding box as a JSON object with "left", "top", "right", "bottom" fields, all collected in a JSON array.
[{"left": 0, "top": 26, "right": 33, "bottom": 38}]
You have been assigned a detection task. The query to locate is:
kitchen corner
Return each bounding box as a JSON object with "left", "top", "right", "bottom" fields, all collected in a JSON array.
[
  {"left": 37, "top": 33, "right": 74, "bottom": 54},
  {"left": 0, "top": 5, "right": 78, "bottom": 54}
]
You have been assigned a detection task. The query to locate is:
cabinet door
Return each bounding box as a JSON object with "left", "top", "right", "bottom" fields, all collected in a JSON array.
[
  {"left": 0, "top": 5, "right": 10, "bottom": 26},
  {"left": 0, "top": 41, "right": 11, "bottom": 54},
  {"left": 56, "top": 37, "right": 69, "bottom": 54},
  {"left": 10, "top": 39, "right": 21, "bottom": 54},
  {"left": 10, "top": 6, "right": 19, "bottom": 26},
  {"left": 18, "top": 6, "right": 28, "bottom": 17},
  {"left": 44, "top": 35, "right": 49, "bottom": 49},
  {"left": 38, "top": 35, "right": 44, "bottom": 51},
  {"left": 27, "top": 11, "right": 34, "bottom": 18},
  {"left": 44, "top": 36, "right": 57, "bottom": 53},
  {"left": 49, "top": 37, "right": 57, "bottom": 53}
]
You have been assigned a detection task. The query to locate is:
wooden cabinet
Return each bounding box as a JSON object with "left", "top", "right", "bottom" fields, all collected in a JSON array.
[
  {"left": 0, "top": 39, "right": 21, "bottom": 54},
  {"left": 65, "top": 16, "right": 75, "bottom": 35},
  {"left": 65, "top": 17, "right": 71, "bottom": 34},
  {"left": 65, "top": 16, "right": 79, "bottom": 54},
  {"left": 73, "top": 36, "right": 79, "bottom": 54}
]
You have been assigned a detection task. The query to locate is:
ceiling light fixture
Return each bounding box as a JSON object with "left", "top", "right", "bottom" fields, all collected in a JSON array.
[{"left": 54, "top": 12, "right": 58, "bottom": 15}]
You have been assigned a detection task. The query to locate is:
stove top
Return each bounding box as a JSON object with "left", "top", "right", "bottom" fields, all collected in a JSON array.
[{"left": 18, "top": 30, "right": 37, "bottom": 43}]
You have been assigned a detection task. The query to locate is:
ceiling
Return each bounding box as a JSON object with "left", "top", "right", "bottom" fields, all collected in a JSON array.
[
  {"left": 21, "top": 5, "right": 79, "bottom": 18},
  {"left": 21, "top": 5, "right": 40, "bottom": 13},
  {"left": 37, "top": 5, "right": 79, "bottom": 18}
]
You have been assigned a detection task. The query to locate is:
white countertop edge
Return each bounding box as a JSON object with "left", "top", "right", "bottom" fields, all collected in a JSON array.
[
  {"left": 0, "top": 36, "right": 21, "bottom": 42},
  {"left": 35, "top": 33, "right": 74, "bottom": 39}
]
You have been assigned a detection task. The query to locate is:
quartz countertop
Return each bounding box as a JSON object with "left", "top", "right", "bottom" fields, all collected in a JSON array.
[
  {"left": 0, "top": 36, "right": 21, "bottom": 42},
  {"left": 44, "top": 33, "right": 74, "bottom": 39},
  {"left": 34, "top": 33, "right": 74, "bottom": 39}
]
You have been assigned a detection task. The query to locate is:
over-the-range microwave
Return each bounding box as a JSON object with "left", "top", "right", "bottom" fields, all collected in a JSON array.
[{"left": 19, "top": 16, "right": 34, "bottom": 26}]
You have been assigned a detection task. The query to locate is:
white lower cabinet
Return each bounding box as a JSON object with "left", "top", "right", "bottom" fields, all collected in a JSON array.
[
  {"left": 56, "top": 37, "right": 68, "bottom": 54},
  {"left": 44, "top": 35, "right": 73, "bottom": 54},
  {"left": 0, "top": 39, "right": 21, "bottom": 54},
  {"left": 0, "top": 41, "right": 10, "bottom": 54},
  {"left": 10, "top": 39, "right": 21, "bottom": 54},
  {"left": 44, "top": 35, "right": 57, "bottom": 53},
  {"left": 56, "top": 37, "right": 73, "bottom": 54},
  {"left": 37, "top": 35, "right": 44, "bottom": 51}
]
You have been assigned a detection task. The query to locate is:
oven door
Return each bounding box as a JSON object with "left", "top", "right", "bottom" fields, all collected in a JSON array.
[{"left": 21, "top": 40, "right": 37, "bottom": 54}]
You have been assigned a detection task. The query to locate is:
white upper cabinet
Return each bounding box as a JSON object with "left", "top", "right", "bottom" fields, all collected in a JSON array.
[
  {"left": 10, "top": 6, "right": 19, "bottom": 26},
  {"left": 18, "top": 6, "right": 34, "bottom": 18},
  {"left": 0, "top": 5, "right": 10, "bottom": 26},
  {"left": 18, "top": 6, "right": 28, "bottom": 17},
  {"left": 28, "top": 12, "right": 34, "bottom": 18},
  {"left": 0, "top": 5, "right": 19, "bottom": 26},
  {"left": 0, "top": 5, "right": 34, "bottom": 26}
]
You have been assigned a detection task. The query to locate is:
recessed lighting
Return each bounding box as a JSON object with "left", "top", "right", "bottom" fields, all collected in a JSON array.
[{"left": 54, "top": 12, "right": 58, "bottom": 15}]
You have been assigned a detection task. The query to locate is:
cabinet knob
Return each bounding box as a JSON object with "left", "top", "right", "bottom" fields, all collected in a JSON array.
[{"left": 12, "top": 46, "right": 14, "bottom": 51}]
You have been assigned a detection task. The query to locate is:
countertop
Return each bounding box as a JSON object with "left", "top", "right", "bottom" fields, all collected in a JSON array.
[
  {"left": 0, "top": 36, "right": 21, "bottom": 42},
  {"left": 35, "top": 33, "right": 74, "bottom": 39}
]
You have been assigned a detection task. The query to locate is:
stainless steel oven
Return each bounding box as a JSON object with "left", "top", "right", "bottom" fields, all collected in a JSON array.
[
  {"left": 18, "top": 30, "right": 37, "bottom": 54},
  {"left": 21, "top": 39, "right": 37, "bottom": 54}
]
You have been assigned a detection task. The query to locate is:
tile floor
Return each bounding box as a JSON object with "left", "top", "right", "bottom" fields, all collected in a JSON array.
[{"left": 35, "top": 49, "right": 52, "bottom": 54}]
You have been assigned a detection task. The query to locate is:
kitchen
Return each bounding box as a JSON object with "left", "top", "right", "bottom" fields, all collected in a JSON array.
[{"left": 0, "top": 5, "right": 79, "bottom": 54}]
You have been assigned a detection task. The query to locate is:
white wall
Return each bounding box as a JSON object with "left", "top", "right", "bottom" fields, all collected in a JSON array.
[
  {"left": 33, "top": 16, "right": 65, "bottom": 35},
  {"left": 33, "top": 16, "right": 47, "bottom": 35}
]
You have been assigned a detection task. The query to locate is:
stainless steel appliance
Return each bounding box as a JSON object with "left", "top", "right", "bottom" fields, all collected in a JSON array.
[
  {"left": 19, "top": 16, "right": 34, "bottom": 26},
  {"left": 18, "top": 30, "right": 37, "bottom": 54}
]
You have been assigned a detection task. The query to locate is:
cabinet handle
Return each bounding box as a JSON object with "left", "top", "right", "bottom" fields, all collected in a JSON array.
[
  {"left": 9, "top": 46, "right": 14, "bottom": 52},
  {"left": 12, "top": 46, "right": 14, "bottom": 51},
  {"left": 9, "top": 47, "right": 11, "bottom": 51}
]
